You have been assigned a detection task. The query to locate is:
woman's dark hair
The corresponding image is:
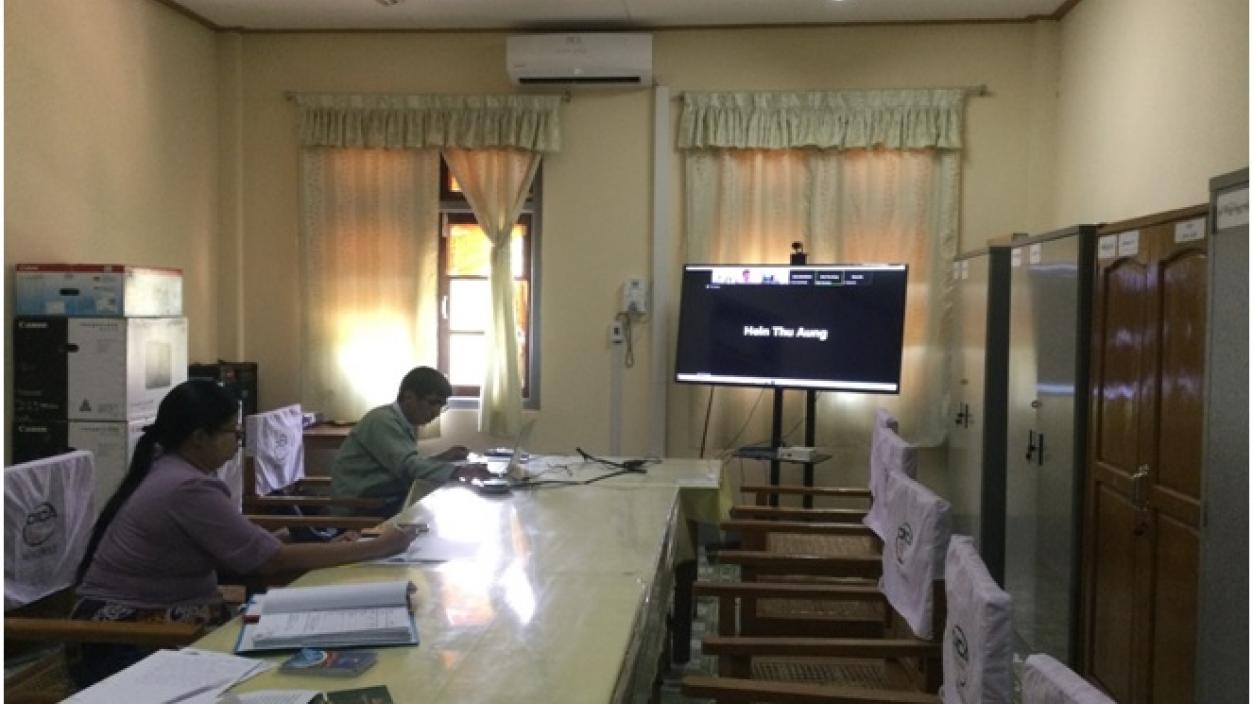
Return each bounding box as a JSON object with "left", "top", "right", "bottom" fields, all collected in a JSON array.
[{"left": 76, "top": 379, "right": 239, "bottom": 584}]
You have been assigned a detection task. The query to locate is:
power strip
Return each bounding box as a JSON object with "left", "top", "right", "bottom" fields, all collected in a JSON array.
[{"left": 777, "top": 446, "right": 817, "bottom": 461}]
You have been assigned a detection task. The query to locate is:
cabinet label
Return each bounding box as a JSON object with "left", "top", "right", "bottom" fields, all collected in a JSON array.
[
  {"left": 1117, "top": 230, "right": 1139, "bottom": 257},
  {"left": 1029, "top": 244, "right": 1042, "bottom": 265},
  {"left": 1174, "top": 217, "right": 1206, "bottom": 243},
  {"left": 1216, "top": 187, "right": 1249, "bottom": 230},
  {"left": 1098, "top": 235, "right": 1118, "bottom": 260},
  {"left": 1011, "top": 249, "right": 1023, "bottom": 268}
]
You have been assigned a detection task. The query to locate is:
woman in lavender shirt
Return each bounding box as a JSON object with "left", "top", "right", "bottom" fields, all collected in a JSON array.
[{"left": 70, "top": 379, "right": 416, "bottom": 686}]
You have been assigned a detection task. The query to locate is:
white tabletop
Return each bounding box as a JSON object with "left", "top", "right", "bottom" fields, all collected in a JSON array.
[{"left": 194, "top": 457, "right": 723, "bottom": 704}]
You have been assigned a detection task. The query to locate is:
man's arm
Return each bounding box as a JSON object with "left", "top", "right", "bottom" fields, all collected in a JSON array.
[{"left": 356, "top": 414, "right": 458, "bottom": 485}]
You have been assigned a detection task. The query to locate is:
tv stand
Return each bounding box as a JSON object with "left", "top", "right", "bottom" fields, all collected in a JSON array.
[{"left": 731, "top": 388, "right": 825, "bottom": 507}]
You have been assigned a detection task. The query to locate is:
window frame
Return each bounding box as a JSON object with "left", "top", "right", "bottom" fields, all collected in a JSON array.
[{"left": 436, "top": 159, "right": 542, "bottom": 410}]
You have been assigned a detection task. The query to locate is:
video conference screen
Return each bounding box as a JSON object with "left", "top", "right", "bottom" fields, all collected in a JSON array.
[{"left": 674, "top": 264, "right": 909, "bottom": 393}]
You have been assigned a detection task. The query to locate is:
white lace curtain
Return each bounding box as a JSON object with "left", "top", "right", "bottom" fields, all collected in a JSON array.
[
  {"left": 677, "top": 89, "right": 966, "bottom": 449},
  {"left": 295, "top": 94, "right": 560, "bottom": 429},
  {"left": 299, "top": 147, "right": 442, "bottom": 423},
  {"left": 443, "top": 148, "right": 541, "bottom": 437}
]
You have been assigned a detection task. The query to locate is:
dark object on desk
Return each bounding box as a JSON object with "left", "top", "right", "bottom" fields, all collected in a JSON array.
[
  {"left": 189, "top": 360, "right": 258, "bottom": 420},
  {"left": 733, "top": 446, "right": 832, "bottom": 465},
  {"left": 324, "top": 685, "right": 394, "bottom": 704},
  {"left": 473, "top": 477, "right": 512, "bottom": 495},
  {"left": 280, "top": 648, "right": 378, "bottom": 677}
]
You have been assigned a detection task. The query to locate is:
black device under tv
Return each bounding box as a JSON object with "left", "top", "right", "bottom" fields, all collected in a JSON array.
[{"left": 674, "top": 263, "right": 909, "bottom": 504}]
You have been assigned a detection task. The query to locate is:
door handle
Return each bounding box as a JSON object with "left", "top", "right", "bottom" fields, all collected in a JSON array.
[
  {"left": 440, "top": 295, "right": 449, "bottom": 320},
  {"left": 955, "top": 402, "right": 971, "bottom": 428},
  {"left": 1026, "top": 430, "right": 1044, "bottom": 465}
]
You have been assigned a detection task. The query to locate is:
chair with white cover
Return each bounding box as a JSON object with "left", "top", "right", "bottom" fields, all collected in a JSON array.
[
  {"left": 4, "top": 452, "right": 205, "bottom": 703},
  {"left": 686, "top": 468, "right": 954, "bottom": 698},
  {"left": 1021, "top": 653, "right": 1115, "bottom": 704},
  {"left": 683, "top": 530, "right": 1014, "bottom": 704},
  {"left": 242, "top": 405, "right": 387, "bottom": 532},
  {"left": 710, "top": 416, "right": 920, "bottom": 638},
  {"left": 4, "top": 451, "right": 95, "bottom": 614}
]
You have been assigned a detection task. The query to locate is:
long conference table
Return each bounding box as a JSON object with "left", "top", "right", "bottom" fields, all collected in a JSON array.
[{"left": 195, "top": 456, "right": 729, "bottom": 703}]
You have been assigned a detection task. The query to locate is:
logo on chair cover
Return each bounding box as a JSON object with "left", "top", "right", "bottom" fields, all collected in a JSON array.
[
  {"left": 22, "top": 502, "right": 59, "bottom": 547},
  {"left": 951, "top": 623, "right": 971, "bottom": 690},
  {"left": 273, "top": 431, "right": 291, "bottom": 461},
  {"left": 894, "top": 521, "right": 914, "bottom": 564}
]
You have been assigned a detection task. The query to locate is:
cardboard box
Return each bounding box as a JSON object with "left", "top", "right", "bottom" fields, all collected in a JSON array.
[
  {"left": 12, "top": 418, "right": 150, "bottom": 516},
  {"left": 15, "top": 264, "right": 183, "bottom": 317},
  {"left": 14, "top": 317, "right": 188, "bottom": 420}
]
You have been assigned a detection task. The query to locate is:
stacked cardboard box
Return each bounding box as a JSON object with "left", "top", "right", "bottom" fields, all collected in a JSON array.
[{"left": 12, "top": 264, "right": 188, "bottom": 515}]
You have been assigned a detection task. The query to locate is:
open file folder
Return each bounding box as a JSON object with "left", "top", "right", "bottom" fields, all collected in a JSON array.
[{"left": 234, "top": 580, "right": 418, "bottom": 653}]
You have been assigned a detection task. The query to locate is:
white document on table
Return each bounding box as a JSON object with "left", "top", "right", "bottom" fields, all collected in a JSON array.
[{"left": 64, "top": 648, "right": 269, "bottom": 704}]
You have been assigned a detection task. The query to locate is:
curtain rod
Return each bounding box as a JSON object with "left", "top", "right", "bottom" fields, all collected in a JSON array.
[
  {"left": 283, "top": 90, "right": 573, "bottom": 102},
  {"left": 670, "top": 84, "right": 990, "bottom": 100}
]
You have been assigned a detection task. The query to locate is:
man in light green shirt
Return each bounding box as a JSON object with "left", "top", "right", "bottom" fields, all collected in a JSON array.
[{"left": 331, "top": 367, "right": 491, "bottom": 515}]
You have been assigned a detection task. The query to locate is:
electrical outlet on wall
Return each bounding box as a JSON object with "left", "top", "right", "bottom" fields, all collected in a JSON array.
[
  {"left": 609, "top": 321, "right": 625, "bottom": 344},
  {"left": 622, "top": 278, "right": 648, "bottom": 315}
]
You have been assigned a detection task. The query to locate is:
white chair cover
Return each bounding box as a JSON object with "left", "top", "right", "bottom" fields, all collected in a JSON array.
[
  {"left": 1021, "top": 653, "right": 1115, "bottom": 704},
  {"left": 864, "top": 420, "right": 919, "bottom": 541},
  {"left": 216, "top": 449, "right": 244, "bottom": 509},
  {"left": 879, "top": 469, "right": 951, "bottom": 639},
  {"left": 940, "top": 535, "right": 1014, "bottom": 704},
  {"left": 4, "top": 451, "right": 96, "bottom": 610},
  {"left": 245, "top": 405, "right": 306, "bottom": 496}
]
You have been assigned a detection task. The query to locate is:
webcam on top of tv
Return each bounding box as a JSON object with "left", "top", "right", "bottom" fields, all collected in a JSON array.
[{"left": 790, "top": 241, "right": 807, "bottom": 265}]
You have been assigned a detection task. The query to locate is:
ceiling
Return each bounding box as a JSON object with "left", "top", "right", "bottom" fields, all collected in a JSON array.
[{"left": 162, "top": 0, "right": 1076, "bottom": 32}]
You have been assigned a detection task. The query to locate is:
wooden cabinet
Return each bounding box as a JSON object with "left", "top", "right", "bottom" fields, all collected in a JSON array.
[{"left": 1082, "top": 204, "right": 1209, "bottom": 703}]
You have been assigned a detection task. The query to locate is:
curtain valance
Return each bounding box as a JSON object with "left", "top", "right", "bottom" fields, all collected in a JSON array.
[
  {"left": 294, "top": 94, "right": 563, "bottom": 152},
  {"left": 677, "top": 89, "right": 967, "bottom": 151}
]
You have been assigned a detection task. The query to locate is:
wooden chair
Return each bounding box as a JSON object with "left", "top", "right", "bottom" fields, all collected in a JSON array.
[
  {"left": 685, "top": 468, "right": 958, "bottom": 701},
  {"left": 705, "top": 416, "right": 919, "bottom": 638},
  {"left": 730, "top": 408, "right": 902, "bottom": 524},
  {"left": 240, "top": 405, "right": 390, "bottom": 529},
  {"left": 683, "top": 534, "right": 1012, "bottom": 704},
  {"left": 4, "top": 452, "right": 209, "bottom": 701}
]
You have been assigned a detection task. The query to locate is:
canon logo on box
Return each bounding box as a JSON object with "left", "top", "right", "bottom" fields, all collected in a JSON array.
[{"left": 17, "top": 321, "right": 48, "bottom": 329}]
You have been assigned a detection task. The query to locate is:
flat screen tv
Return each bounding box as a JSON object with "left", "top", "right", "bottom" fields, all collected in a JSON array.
[{"left": 674, "top": 263, "right": 909, "bottom": 393}]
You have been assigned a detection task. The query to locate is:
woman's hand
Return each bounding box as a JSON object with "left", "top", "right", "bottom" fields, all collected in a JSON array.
[{"left": 370, "top": 523, "right": 419, "bottom": 558}]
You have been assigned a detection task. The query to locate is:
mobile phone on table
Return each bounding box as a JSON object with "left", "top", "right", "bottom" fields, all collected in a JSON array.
[{"left": 279, "top": 648, "right": 378, "bottom": 677}]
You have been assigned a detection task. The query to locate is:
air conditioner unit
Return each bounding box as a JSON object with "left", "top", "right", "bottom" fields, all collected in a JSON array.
[{"left": 506, "top": 33, "right": 653, "bottom": 88}]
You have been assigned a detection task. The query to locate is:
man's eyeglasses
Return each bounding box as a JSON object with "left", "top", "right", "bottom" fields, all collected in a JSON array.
[
  {"left": 218, "top": 426, "right": 244, "bottom": 441},
  {"left": 425, "top": 397, "right": 449, "bottom": 410}
]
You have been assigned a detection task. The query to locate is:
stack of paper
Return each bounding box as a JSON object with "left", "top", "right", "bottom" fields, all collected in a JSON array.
[
  {"left": 236, "top": 580, "right": 418, "bottom": 653},
  {"left": 65, "top": 648, "right": 271, "bottom": 703}
]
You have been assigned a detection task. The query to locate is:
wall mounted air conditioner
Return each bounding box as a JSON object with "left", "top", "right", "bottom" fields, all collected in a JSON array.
[{"left": 506, "top": 33, "right": 653, "bottom": 88}]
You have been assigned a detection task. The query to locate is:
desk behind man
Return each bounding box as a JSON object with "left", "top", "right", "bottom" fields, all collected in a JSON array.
[{"left": 331, "top": 366, "right": 491, "bottom": 515}]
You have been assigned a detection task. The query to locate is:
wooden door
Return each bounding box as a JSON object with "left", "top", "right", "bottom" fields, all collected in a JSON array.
[{"left": 1083, "top": 205, "right": 1208, "bottom": 703}]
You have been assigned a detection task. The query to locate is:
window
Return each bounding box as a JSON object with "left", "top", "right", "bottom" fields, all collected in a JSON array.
[{"left": 437, "top": 158, "right": 541, "bottom": 405}]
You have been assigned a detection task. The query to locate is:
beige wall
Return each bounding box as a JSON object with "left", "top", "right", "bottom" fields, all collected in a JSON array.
[
  {"left": 228, "top": 25, "right": 1054, "bottom": 455},
  {"left": 6, "top": 0, "right": 1247, "bottom": 460},
  {"left": 4, "top": 0, "right": 221, "bottom": 359},
  {"left": 1053, "top": 0, "right": 1249, "bottom": 224}
]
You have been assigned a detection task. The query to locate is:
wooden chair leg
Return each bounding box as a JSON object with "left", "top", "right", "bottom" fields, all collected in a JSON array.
[{"left": 672, "top": 559, "right": 697, "bottom": 663}]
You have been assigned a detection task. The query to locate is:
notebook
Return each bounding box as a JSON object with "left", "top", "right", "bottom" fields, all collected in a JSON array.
[{"left": 234, "top": 580, "right": 418, "bottom": 653}]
